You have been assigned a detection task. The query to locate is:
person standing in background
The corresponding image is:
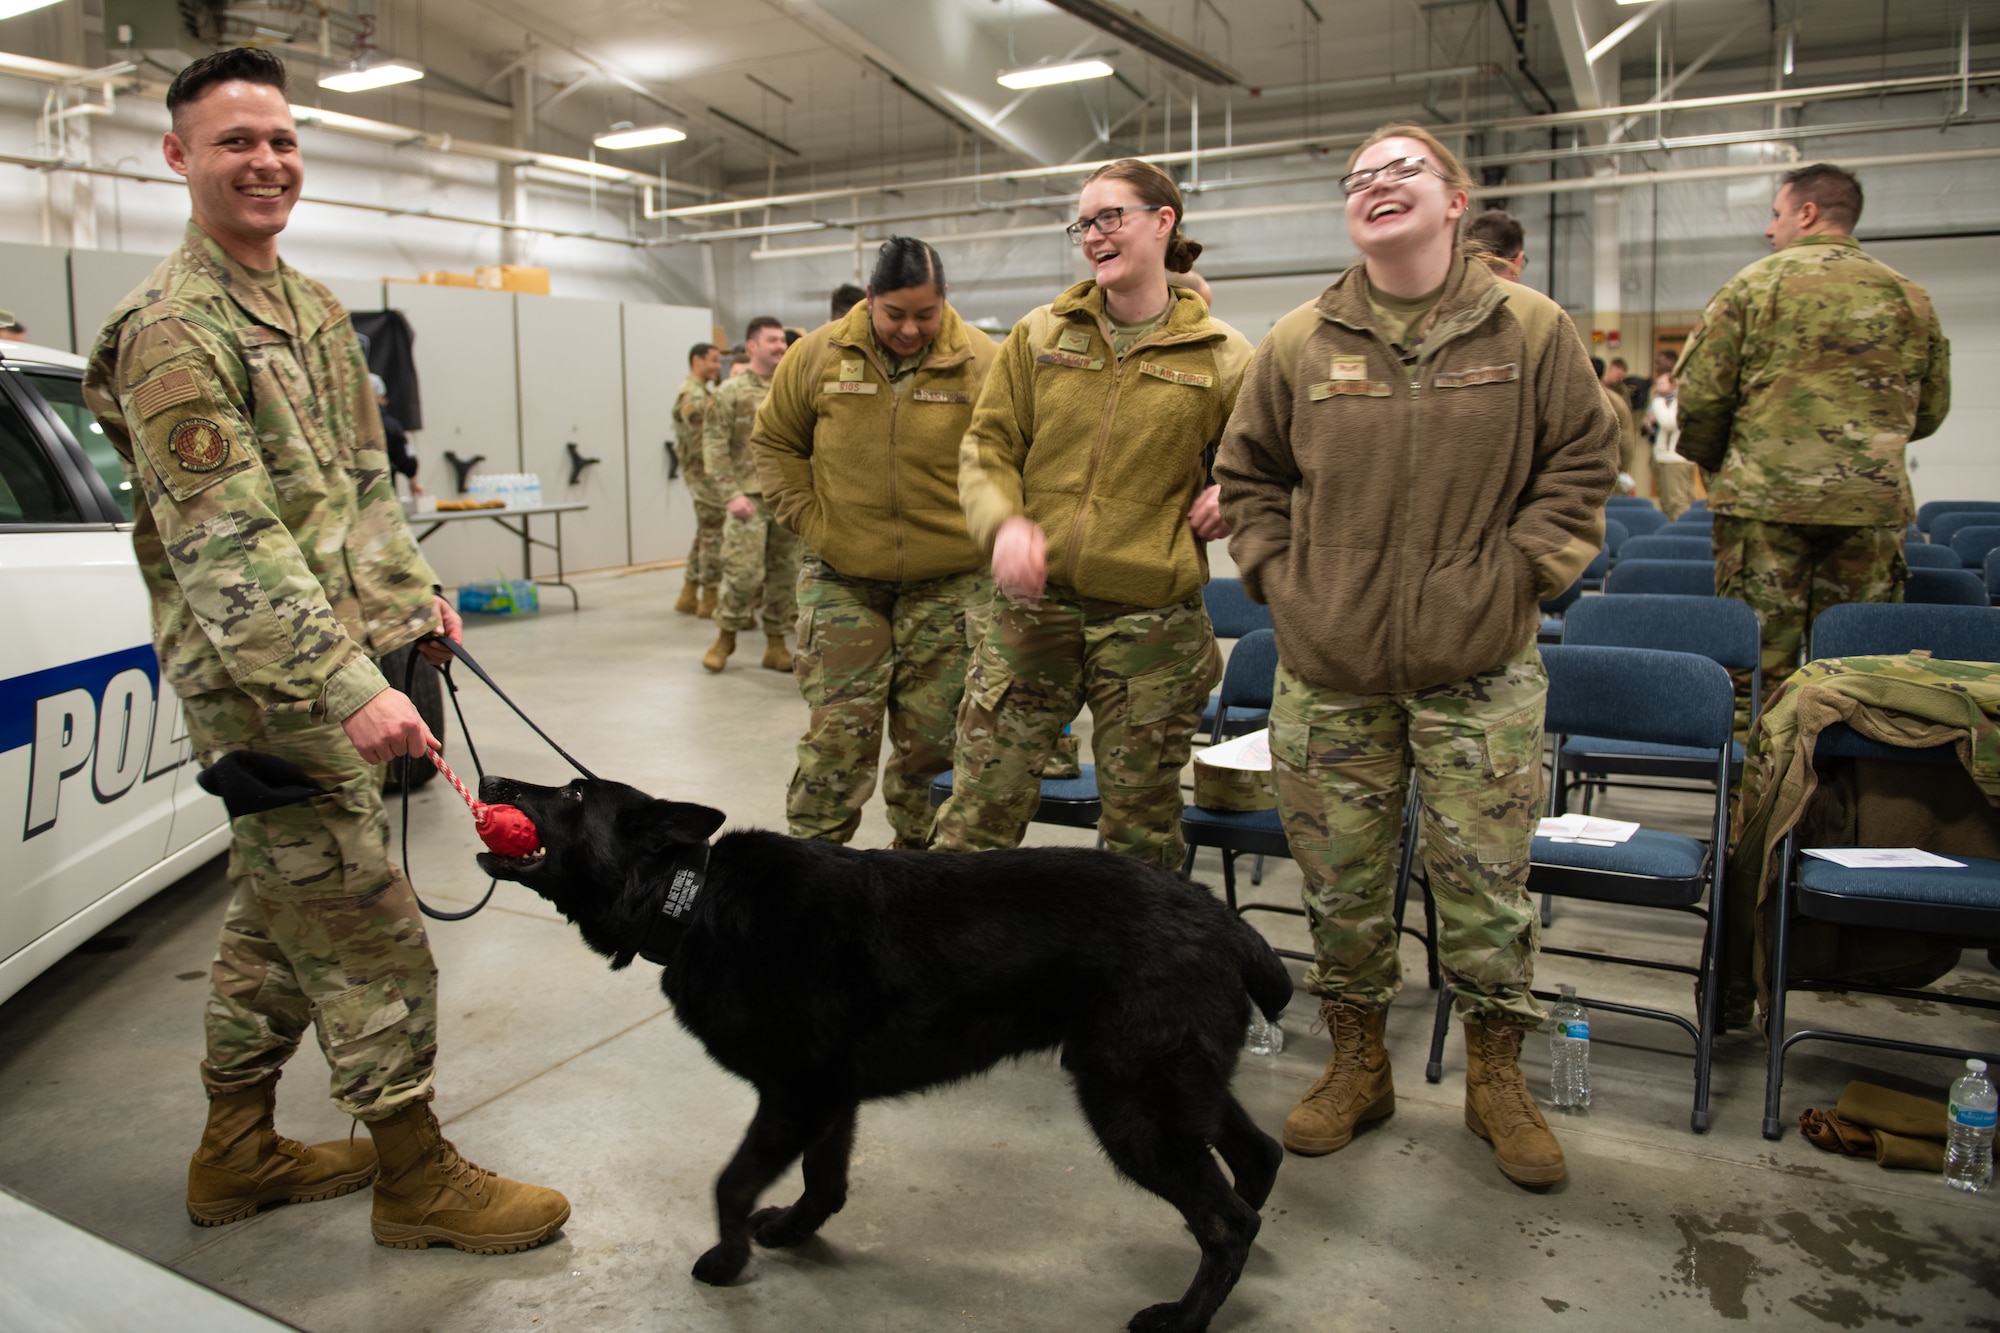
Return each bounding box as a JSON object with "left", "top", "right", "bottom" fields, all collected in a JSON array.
[
  {"left": 1649, "top": 367, "right": 1694, "bottom": 519},
  {"left": 830, "top": 283, "right": 865, "bottom": 322},
  {"left": 757, "top": 238, "right": 998, "bottom": 848},
  {"left": 673, "top": 342, "right": 724, "bottom": 619},
  {"left": 701, "top": 317, "right": 801, "bottom": 673},
  {"left": 1675, "top": 162, "right": 1950, "bottom": 715}
]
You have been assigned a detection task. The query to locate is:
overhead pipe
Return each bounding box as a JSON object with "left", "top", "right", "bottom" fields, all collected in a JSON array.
[{"left": 648, "top": 68, "right": 2000, "bottom": 222}]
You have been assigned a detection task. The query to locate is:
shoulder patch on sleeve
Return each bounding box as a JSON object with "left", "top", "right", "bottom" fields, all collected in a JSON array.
[
  {"left": 140, "top": 403, "right": 254, "bottom": 501},
  {"left": 132, "top": 366, "right": 203, "bottom": 419}
]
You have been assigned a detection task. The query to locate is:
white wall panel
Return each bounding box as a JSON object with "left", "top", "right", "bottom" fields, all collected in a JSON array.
[
  {"left": 622, "top": 301, "right": 714, "bottom": 567},
  {"left": 0, "top": 243, "right": 74, "bottom": 352},
  {"left": 67, "top": 250, "right": 165, "bottom": 354},
  {"left": 1871, "top": 237, "right": 2000, "bottom": 508},
  {"left": 390, "top": 283, "right": 523, "bottom": 586},
  {"left": 516, "top": 295, "right": 630, "bottom": 573},
  {"left": 322, "top": 275, "right": 385, "bottom": 314}
]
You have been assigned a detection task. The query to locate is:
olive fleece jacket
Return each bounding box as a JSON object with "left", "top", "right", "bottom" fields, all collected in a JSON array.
[
  {"left": 959, "top": 280, "right": 1254, "bottom": 608},
  {"left": 755, "top": 300, "right": 998, "bottom": 583},
  {"left": 1216, "top": 256, "right": 1617, "bottom": 695}
]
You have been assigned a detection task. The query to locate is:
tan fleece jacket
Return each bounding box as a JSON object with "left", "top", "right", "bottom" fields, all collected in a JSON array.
[
  {"left": 1216, "top": 256, "right": 1617, "bottom": 695},
  {"left": 960, "top": 280, "right": 1254, "bottom": 608},
  {"left": 755, "top": 300, "right": 997, "bottom": 582}
]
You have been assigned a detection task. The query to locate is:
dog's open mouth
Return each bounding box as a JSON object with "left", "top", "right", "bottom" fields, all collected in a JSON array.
[{"left": 477, "top": 847, "right": 547, "bottom": 879}]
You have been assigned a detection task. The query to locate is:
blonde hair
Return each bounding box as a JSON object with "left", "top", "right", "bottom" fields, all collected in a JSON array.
[
  {"left": 1347, "top": 122, "right": 1474, "bottom": 234},
  {"left": 1080, "top": 158, "right": 1203, "bottom": 273}
]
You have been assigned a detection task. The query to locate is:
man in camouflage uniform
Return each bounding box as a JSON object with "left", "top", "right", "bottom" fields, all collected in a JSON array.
[
  {"left": 83, "top": 48, "right": 566, "bottom": 1253},
  {"left": 671, "top": 341, "right": 723, "bottom": 618},
  {"left": 701, "top": 316, "right": 803, "bottom": 672},
  {"left": 1676, "top": 163, "right": 1951, "bottom": 725}
]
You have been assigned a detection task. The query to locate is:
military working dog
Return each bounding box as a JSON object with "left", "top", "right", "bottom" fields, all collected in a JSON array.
[{"left": 477, "top": 774, "right": 1290, "bottom": 1333}]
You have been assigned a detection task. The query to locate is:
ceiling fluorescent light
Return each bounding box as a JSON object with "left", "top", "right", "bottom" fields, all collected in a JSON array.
[
  {"left": 1614, "top": 0, "right": 1659, "bottom": 5},
  {"left": 594, "top": 124, "right": 687, "bottom": 150},
  {"left": 0, "top": 0, "right": 63, "bottom": 17},
  {"left": 1040, "top": 0, "right": 1241, "bottom": 86},
  {"left": 318, "top": 59, "right": 424, "bottom": 93},
  {"left": 997, "top": 59, "right": 1115, "bottom": 90}
]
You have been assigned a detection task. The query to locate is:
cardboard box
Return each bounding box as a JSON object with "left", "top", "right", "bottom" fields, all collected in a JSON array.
[
  {"left": 475, "top": 264, "right": 551, "bottom": 295},
  {"left": 418, "top": 271, "right": 480, "bottom": 288},
  {"left": 1191, "top": 729, "right": 1276, "bottom": 812}
]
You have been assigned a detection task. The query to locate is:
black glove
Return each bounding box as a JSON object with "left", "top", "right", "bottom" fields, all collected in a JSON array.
[{"left": 197, "top": 750, "right": 328, "bottom": 818}]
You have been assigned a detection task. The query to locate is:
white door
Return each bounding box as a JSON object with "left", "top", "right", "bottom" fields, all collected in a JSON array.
[
  {"left": 623, "top": 302, "right": 714, "bottom": 567},
  {"left": 517, "top": 296, "right": 630, "bottom": 574}
]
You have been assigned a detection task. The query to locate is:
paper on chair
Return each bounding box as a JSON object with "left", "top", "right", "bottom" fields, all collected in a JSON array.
[
  {"left": 1536, "top": 813, "right": 1641, "bottom": 845},
  {"left": 1801, "top": 847, "right": 1966, "bottom": 869},
  {"left": 1195, "top": 729, "right": 1270, "bottom": 771}
]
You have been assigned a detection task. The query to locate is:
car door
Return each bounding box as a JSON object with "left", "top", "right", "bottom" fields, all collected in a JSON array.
[{"left": 0, "top": 362, "right": 202, "bottom": 966}]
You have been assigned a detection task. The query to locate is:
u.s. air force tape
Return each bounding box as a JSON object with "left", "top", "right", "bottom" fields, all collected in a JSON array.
[{"left": 167, "top": 417, "right": 232, "bottom": 472}]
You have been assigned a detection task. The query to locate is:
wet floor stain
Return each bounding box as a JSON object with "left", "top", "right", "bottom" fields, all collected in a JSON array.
[{"left": 1668, "top": 1203, "right": 1999, "bottom": 1323}]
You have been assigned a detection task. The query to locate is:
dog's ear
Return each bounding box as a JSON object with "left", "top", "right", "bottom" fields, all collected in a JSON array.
[{"left": 613, "top": 799, "right": 726, "bottom": 851}]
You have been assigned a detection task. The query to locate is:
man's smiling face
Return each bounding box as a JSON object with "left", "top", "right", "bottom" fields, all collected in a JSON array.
[{"left": 165, "top": 79, "right": 302, "bottom": 255}]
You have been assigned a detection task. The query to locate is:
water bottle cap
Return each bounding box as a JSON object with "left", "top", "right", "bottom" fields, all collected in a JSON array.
[
  {"left": 1559, "top": 984, "right": 1576, "bottom": 998},
  {"left": 1971, "top": 1059, "right": 1988, "bottom": 1074}
]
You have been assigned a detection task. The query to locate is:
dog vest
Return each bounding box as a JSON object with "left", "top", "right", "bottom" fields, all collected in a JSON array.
[{"left": 638, "top": 840, "right": 710, "bottom": 965}]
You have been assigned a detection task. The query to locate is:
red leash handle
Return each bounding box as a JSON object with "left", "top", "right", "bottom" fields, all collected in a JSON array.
[{"left": 427, "top": 750, "right": 541, "bottom": 856}]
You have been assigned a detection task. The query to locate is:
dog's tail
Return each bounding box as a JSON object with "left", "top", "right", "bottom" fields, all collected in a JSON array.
[{"left": 1234, "top": 917, "right": 1293, "bottom": 1021}]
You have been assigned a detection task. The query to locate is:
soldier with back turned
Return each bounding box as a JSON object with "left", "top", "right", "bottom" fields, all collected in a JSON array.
[
  {"left": 83, "top": 47, "right": 568, "bottom": 1253},
  {"left": 1675, "top": 162, "right": 1951, "bottom": 722}
]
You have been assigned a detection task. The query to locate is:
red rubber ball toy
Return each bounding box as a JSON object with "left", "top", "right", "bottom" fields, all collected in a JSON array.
[{"left": 475, "top": 803, "right": 541, "bottom": 857}]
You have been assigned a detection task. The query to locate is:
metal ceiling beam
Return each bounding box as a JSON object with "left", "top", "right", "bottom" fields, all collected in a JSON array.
[{"left": 1546, "top": 0, "right": 1620, "bottom": 123}]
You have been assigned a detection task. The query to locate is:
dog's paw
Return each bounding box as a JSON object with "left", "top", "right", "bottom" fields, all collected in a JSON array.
[
  {"left": 691, "top": 1243, "right": 750, "bottom": 1286},
  {"left": 750, "top": 1205, "right": 815, "bottom": 1248},
  {"left": 1128, "top": 1301, "right": 1200, "bottom": 1333}
]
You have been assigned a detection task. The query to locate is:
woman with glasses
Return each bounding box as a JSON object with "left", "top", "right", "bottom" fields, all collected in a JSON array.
[
  {"left": 1216, "top": 123, "right": 1617, "bottom": 1187},
  {"left": 755, "top": 237, "right": 999, "bottom": 848},
  {"left": 932, "top": 158, "right": 1252, "bottom": 868}
]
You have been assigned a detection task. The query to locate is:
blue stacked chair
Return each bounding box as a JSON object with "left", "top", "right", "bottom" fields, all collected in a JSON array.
[
  {"left": 1904, "top": 542, "right": 1962, "bottom": 570},
  {"left": 1604, "top": 559, "right": 1715, "bottom": 597},
  {"left": 1916, "top": 499, "right": 2000, "bottom": 538},
  {"left": 1200, "top": 576, "right": 1273, "bottom": 740},
  {"left": 1608, "top": 504, "right": 1668, "bottom": 537},
  {"left": 1905, "top": 568, "right": 1988, "bottom": 606},
  {"left": 1762, "top": 602, "right": 2000, "bottom": 1139},
  {"left": 1928, "top": 511, "right": 2000, "bottom": 551},
  {"left": 1618, "top": 535, "right": 1713, "bottom": 563},
  {"left": 1947, "top": 525, "right": 2000, "bottom": 573},
  {"left": 1418, "top": 644, "right": 1737, "bottom": 1132}
]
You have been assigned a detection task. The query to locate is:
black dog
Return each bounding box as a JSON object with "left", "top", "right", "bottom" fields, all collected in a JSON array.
[{"left": 478, "top": 775, "right": 1290, "bottom": 1333}]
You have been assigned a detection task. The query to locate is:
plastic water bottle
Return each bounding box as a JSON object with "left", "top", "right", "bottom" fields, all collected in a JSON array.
[
  {"left": 1946, "top": 1058, "right": 1996, "bottom": 1192},
  {"left": 1549, "top": 985, "right": 1592, "bottom": 1109},
  {"left": 1244, "top": 1011, "right": 1284, "bottom": 1056}
]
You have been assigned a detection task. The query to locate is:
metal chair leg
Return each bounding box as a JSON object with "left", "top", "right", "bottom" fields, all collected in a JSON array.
[
  {"left": 1251, "top": 854, "right": 1266, "bottom": 886},
  {"left": 1540, "top": 891, "right": 1554, "bottom": 929},
  {"left": 1426, "top": 983, "right": 1454, "bottom": 1083},
  {"left": 1762, "top": 831, "right": 1798, "bottom": 1140},
  {"left": 1220, "top": 848, "right": 1240, "bottom": 913}
]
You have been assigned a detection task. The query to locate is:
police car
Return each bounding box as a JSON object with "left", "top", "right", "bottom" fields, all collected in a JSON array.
[{"left": 0, "top": 340, "right": 229, "bottom": 1008}]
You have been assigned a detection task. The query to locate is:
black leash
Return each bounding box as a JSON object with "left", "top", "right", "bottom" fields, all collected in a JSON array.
[{"left": 398, "top": 636, "right": 594, "bottom": 921}]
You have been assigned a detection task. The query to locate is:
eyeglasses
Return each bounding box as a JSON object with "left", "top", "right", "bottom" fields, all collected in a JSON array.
[
  {"left": 1339, "top": 155, "right": 1447, "bottom": 197},
  {"left": 1065, "top": 204, "right": 1167, "bottom": 244}
]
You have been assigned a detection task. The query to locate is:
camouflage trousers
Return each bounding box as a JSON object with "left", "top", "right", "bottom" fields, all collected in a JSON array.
[
  {"left": 184, "top": 689, "right": 438, "bottom": 1121},
  {"left": 1713, "top": 513, "right": 1905, "bottom": 729},
  {"left": 1269, "top": 645, "right": 1548, "bottom": 1025},
  {"left": 787, "top": 559, "right": 991, "bottom": 847},
  {"left": 685, "top": 496, "right": 727, "bottom": 589},
  {"left": 714, "top": 496, "right": 804, "bottom": 634},
  {"left": 931, "top": 589, "right": 1222, "bottom": 867},
  {"left": 1656, "top": 460, "right": 1698, "bottom": 519}
]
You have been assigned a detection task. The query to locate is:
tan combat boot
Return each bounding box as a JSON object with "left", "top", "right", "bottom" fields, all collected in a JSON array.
[
  {"left": 761, "top": 634, "right": 794, "bottom": 672},
  {"left": 696, "top": 586, "right": 718, "bottom": 620},
  {"left": 673, "top": 579, "right": 699, "bottom": 615},
  {"left": 702, "top": 630, "right": 736, "bottom": 672},
  {"left": 186, "top": 1074, "right": 377, "bottom": 1226},
  {"left": 366, "top": 1100, "right": 570, "bottom": 1254},
  {"left": 1281, "top": 999, "right": 1394, "bottom": 1155},
  {"left": 1463, "top": 1016, "right": 1568, "bottom": 1187}
]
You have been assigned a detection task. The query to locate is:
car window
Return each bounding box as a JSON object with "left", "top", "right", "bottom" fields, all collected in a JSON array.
[
  {"left": 19, "top": 371, "right": 134, "bottom": 521},
  {"left": 0, "top": 391, "right": 83, "bottom": 524}
]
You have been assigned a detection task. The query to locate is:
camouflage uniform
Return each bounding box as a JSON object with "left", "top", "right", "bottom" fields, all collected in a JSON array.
[
  {"left": 788, "top": 559, "right": 991, "bottom": 846},
  {"left": 673, "top": 373, "right": 726, "bottom": 589},
  {"left": 703, "top": 368, "right": 802, "bottom": 634},
  {"left": 84, "top": 220, "right": 442, "bottom": 1119},
  {"left": 1269, "top": 646, "right": 1548, "bottom": 1025},
  {"left": 930, "top": 591, "right": 1222, "bottom": 867},
  {"left": 1676, "top": 233, "right": 1950, "bottom": 707}
]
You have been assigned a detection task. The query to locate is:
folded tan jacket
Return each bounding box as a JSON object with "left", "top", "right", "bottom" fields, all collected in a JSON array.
[{"left": 1799, "top": 1081, "right": 1948, "bottom": 1172}]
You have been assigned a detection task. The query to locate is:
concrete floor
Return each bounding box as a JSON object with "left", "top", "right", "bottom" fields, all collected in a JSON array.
[{"left": 1, "top": 566, "right": 1996, "bottom": 1332}]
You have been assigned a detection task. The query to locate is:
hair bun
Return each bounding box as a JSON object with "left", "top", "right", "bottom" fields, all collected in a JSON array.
[{"left": 1166, "top": 235, "right": 1203, "bottom": 274}]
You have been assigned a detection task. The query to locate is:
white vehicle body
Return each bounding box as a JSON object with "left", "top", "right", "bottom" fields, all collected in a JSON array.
[{"left": 0, "top": 342, "right": 229, "bottom": 1008}]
